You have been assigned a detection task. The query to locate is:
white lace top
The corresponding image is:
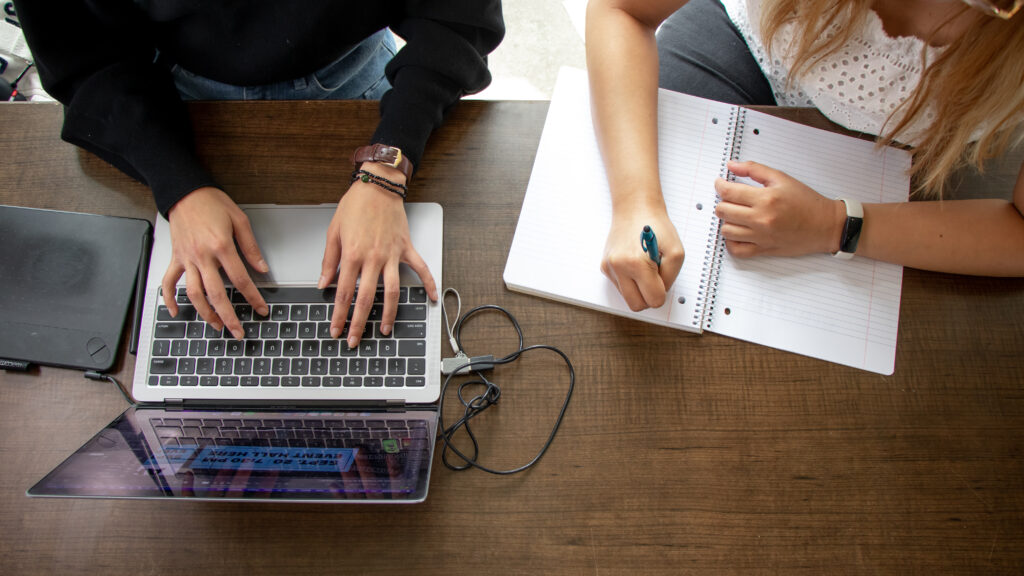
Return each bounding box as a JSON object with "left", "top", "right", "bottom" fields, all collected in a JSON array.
[{"left": 720, "top": 0, "right": 944, "bottom": 146}]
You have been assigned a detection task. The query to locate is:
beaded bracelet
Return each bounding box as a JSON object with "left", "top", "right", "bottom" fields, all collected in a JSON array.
[{"left": 350, "top": 169, "right": 408, "bottom": 200}]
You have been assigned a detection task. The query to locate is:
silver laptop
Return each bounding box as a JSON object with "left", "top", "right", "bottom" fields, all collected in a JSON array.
[{"left": 28, "top": 203, "right": 444, "bottom": 503}]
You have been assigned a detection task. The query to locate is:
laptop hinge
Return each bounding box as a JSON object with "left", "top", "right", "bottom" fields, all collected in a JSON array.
[{"left": 164, "top": 398, "right": 185, "bottom": 412}]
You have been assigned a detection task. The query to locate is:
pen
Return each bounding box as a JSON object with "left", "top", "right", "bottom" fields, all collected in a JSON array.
[{"left": 641, "top": 225, "right": 661, "bottom": 266}]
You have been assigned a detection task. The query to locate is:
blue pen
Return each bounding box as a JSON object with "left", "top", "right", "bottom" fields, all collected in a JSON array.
[{"left": 641, "top": 225, "right": 661, "bottom": 266}]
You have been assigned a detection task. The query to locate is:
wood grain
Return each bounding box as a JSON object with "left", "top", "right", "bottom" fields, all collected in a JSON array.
[{"left": 1, "top": 100, "right": 1022, "bottom": 575}]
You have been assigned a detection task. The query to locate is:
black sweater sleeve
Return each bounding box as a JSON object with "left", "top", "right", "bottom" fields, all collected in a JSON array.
[
  {"left": 375, "top": 0, "right": 505, "bottom": 174},
  {"left": 14, "top": 0, "right": 504, "bottom": 213},
  {"left": 13, "top": 0, "right": 217, "bottom": 217}
]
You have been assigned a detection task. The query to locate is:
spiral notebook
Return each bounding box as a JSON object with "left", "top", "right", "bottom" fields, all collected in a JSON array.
[{"left": 503, "top": 68, "right": 910, "bottom": 375}]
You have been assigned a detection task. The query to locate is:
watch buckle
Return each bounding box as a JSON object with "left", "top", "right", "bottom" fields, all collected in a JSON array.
[{"left": 377, "top": 145, "right": 402, "bottom": 169}]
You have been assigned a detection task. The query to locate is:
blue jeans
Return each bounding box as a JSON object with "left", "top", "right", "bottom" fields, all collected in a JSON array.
[{"left": 169, "top": 29, "right": 396, "bottom": 101}]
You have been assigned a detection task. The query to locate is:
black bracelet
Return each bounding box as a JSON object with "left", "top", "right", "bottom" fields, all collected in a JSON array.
[{"left": 350, "top": 169, "right": 408, "bottom": 200}]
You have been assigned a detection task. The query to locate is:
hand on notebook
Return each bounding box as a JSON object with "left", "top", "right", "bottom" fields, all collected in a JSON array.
[
  {"left": 714, "top": 161, "right": 845, "bottom": 258},
  {"left": 162, "top": 187, "right": 270, "bottom": 340},
  {"left": 601, "top": 206, "right": 684, "bottom": 311},
  {"left": 320, "top": 168, "right": 438, "bottom": 349}
]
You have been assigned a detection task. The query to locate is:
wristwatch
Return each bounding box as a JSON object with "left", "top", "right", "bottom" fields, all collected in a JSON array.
[
  {"left": 832, "top": 198, "right": 863, "bottom": 259},
  {"left": 351, "top": 144, "right": 413, "bottom": 182}
]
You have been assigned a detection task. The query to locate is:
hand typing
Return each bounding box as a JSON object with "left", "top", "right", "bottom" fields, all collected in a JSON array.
[
  {"left": 162, "top": 186, "right": 269, "bottom": 340},
  {"left": 320, "top": 163, "right": 438, "bottom": 349}
]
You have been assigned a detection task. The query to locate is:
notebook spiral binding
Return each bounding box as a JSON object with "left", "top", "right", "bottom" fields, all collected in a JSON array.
[{"left": 693, "top": 107, "right": 746, "bottom": 330}]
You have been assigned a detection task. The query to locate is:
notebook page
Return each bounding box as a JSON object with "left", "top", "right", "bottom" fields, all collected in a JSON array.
[
  {"left": 705, "top": 109, "right": 910, "bottom": 374},
  {"left": 503, "top": 67, "right": 734, "bottom": 330}
]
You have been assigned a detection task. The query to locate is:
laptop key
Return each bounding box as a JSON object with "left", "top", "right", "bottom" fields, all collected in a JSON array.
[
  {"left": 150, "top": 358, "right": 177, "bottom": 374},
  {"left": 152, "top": 340, "right": 170, "bottom": 357},
  {"left": 280, "top": 322, "right": 298, "bottom": 338},
  {"left": 176, "top": 358, "right": 196, "bottom": 375},
  {"left": 408, "top": 358, "right": 426, "bottom": 375},
  {"left": 385, "top": 377, "right": 404, "bottom": 387},
  {"left": 393, "top": 322, "right": 426, "bottom": 339},
  {"left": 398, "top": 340, "right": 426, "bottom": 357},
  {"left": 409, "top": 287, "right": 427, "bottom": 303},
  {"left": 260, "top": 322, "right": 279, "bottom": 339},
  {"left": 329, "top": 359, "right": 347, "bottom": 375},
  {"left": 171, "top": 340, "right": 188, "bottom": 356},
  {"left": 208, "top": 340, "right": 226, "bottom": 356},
  {"left": 290, "top": 305, "right": 308, "bottom": 321},
  {"left": 396, "top": 304, "right": 427, "bottom": 321},
  {"left": 369, "top": 358, "right": 386, "bottom": 375},
  {"left": 215, "top": 358, "right": 233, "bottom": 375},
  {"left": 154, "top": 322, "right": 186, "bottom": 338},
  {"left": 242, "top": 322, "right": 260, "bottom": 339},
  {"left": 388, "top": 359, "right": 405, "bottom": 375},
  {"left": 186, "top": 322, "right": 205, "bottom": 339},
  {"left": 196, "top": 358, "right": 214, "bottom": 374}
]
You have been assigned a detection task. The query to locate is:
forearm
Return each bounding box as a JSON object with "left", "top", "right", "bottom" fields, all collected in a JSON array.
[
  {"left": 858, "top": 199, "right": 1024, "bottom": 276},
  {"left": 585, "top": 1, "right": 669, "bottom": 212}
]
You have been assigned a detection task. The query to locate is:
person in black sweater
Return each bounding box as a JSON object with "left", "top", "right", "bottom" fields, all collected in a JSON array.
[{"left": 14, "top": 1, "right": 504, "bottom": 347}]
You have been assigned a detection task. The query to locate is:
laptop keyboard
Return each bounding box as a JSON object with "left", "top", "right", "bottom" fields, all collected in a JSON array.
[
  {"left": 147, "top": 286, "right": 429, "bottom": 389},
  {"left": 152, "top": 415, "right": 431, "bottom": 450}
]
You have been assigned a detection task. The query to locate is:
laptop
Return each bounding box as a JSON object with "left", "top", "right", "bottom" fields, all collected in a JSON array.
[
  {"left": 29, "top": 203, "right": 444, "bottom": 503},
  {"left": 0, "top": 205, "right": 152, "bottom": 372}
]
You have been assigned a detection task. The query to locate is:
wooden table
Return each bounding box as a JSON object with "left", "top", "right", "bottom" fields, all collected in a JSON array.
[{"left": 1, "top": 100, "right": 1022, "bottom": 575}]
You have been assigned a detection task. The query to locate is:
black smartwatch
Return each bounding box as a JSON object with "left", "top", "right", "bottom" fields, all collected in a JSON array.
[{"left": 832, "top": 198, "right": 863, "bottom": 260}]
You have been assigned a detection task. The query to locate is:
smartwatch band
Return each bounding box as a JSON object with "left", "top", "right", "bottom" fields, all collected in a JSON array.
[{"left": 833, "top": 198, "right": 864, "bottom": 260}]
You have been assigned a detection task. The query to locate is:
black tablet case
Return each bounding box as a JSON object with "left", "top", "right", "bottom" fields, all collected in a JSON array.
[{"left": 0, "top": 205, "right": 152, "bottom": 371}]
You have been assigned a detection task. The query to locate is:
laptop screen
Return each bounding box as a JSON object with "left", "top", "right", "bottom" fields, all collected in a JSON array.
[{"left": 28, "top": 407, "right": 437, "bottom": 503}]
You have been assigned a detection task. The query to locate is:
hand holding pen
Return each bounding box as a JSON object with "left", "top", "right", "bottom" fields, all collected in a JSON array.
[{"left": 600, "top": 207, "right": 684, "bottom": 311}]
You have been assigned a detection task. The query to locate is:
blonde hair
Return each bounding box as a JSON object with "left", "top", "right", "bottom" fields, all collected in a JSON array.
[{"left": 760, "top": 0, "right": 1024, "bottom": 197}]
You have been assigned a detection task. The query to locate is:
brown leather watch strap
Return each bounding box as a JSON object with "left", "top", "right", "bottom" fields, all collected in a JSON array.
[{"left": 351, "top": 144, "right": 413, "bottom": 182}]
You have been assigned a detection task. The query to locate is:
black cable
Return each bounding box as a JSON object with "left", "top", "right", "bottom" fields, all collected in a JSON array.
[
  {"left": 437, "top": 304, "right": 575, "bottom": 475},
  {"left": 84, "top": 371, "right": 135, "bottom": 405}
]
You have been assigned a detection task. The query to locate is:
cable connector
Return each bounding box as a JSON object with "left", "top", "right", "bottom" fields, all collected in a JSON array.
[{"left": 441, "top": 353, "right": 495, "bottom": 375}]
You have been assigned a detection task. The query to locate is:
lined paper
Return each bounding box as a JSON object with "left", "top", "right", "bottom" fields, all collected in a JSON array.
[
  {"left": 504, "top": 67, "right": 734, "bottom": 331},
  {"left": 503, "top": 68, "right": 910, "bottom": 374},
  {"left": 707, "top": 110, "right": 908, "bottom": 374}
]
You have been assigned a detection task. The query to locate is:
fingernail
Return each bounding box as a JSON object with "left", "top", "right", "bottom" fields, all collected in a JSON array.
[
  {"left": 317, "top": 275, "right": 328, "bottom": 290},
  {"left": 258, "top": 259, "right": 269, "bottom": 272},
  {"left": 258, "top": 306, "right": 270, "bottom": 317},
  {"left": 330, "top": 326, "right": 341, "bottom": 339},
  {"left": 232, "top": 329, "right": 244, "bottom": 340},
  {"left": 380, "top": 324, "right": 392, "bottom": 336},
  {"left": 347, "top": 337, "right": 358, "bottom": 349}
]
